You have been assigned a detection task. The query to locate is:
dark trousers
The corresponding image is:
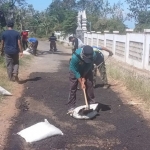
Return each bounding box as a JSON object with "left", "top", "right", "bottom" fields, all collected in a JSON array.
[
  {"left": 67, "top": 71, "right": 95, "bottom": 109},
  {"left": 93, "top": 61, "right": 108, "bottom": 85},
  {"left": 22, "top": 40, "right": 28, "bottom": 50},
  {"left": 32, "top": 41, "right": 38, "bottom": 55},
  {"left": 5, "top": 53, "right": 19, "bottom": 80},
  {"left": 50, "top": 41, "right": 57, "bottom": 51},
  {"left": 98, "top": 61, "right": 108, "bottom": 84}
]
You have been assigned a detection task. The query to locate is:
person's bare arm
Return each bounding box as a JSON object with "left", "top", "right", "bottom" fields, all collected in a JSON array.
[
  {"left": 78, "top": 78, "right": 86, "bottom": 89},
  {"left": 100, "top": 46, "right": 113, "bottom": 56},
  {"left": 18, "top": 39, "right": 23, "bottom": 57}
]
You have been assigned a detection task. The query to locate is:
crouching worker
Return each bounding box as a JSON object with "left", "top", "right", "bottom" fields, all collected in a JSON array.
[
  {"left": 67, "top": 45, "right": 96, "bottom": 114},
  {"left": 92, "top": 46, "right": 113, "bottom": 89},
  {"left": 28, "top": 37, "right": 38, "bottom": 56}
]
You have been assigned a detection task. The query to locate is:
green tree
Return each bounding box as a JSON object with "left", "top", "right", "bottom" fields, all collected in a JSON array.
[
  {"left": 135, "top": 11, "right": 150, "bottom": 31},
  {"left": 126, "top": 0, "right": 150, "bottom": 21},
  {"left": 46, "top": 0, "right": 77, "bottom": 34},
  {"left": 126, "top": 0, "right": 150, "bottom": 31},
  {"left": 63, "top": 11, "right": 77, "bottom": 34}
]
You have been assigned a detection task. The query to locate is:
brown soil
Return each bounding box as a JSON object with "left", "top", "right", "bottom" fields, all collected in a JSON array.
[{"left": 0, "top": 65, "right": 29, "bottom": 149}]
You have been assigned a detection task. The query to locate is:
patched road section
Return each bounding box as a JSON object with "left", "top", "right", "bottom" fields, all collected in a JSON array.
[{"left": 4, "top": 41, "right": 150, "bottom": 150}]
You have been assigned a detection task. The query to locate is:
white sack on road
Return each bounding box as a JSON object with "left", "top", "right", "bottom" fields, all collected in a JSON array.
[
  {"left": 17, "top": 119, "right": 63, "bottom": 143},
  {"left": 0, "top": 86, "right": 12, "bottom": 96},
  {"left": 71, "top": 103, "right": 98, "bottom": 120},
  {"left": 23, "top": 48, "right": 32, "bottom": 55},
  {"left": 23, "top": 51, "right": 30, "bottom": 55}
]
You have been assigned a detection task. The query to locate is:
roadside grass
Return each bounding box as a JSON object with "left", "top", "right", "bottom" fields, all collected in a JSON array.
[
  {"left": 0, "top": 55, "right": 32, "bottom": 101},
  {"left": 0, "top": 56, "right": 11, "bottom": 88},
  {"left": 58, "top": 41, "right": 64, "bottom": 45},
  {"left": 107, "top": 63, "right": 150, "bottom": 104},
  {"left": 0, "top": 56, "right": 12, "bottom": 102},
  {"left": 19, "top": 55, "right": 32, "bottom": 66}
]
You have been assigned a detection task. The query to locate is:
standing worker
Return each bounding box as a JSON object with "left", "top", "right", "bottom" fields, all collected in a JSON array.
[
  {"left": 28, "top": 37, "right": 38, "bottom": 56},
  {"left": 21, "top": 30, "right": 28, "bottom": 50},
  {"left": 67, "top": 45, "right": 96, "bottom": 114},
  {"left": 69, "top": 36, "right": 84, "bottom": 54},
  {"left": 0, "top": 21, "right": 23, "bottom": 82},
  {"left": 49, "top": 33, "right": 57, "bottom": 51},
  {"left": 92, "top": 46, "right": 113, "bottom": 89}
]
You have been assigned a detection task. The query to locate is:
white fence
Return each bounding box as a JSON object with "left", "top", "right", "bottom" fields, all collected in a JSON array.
[
  {"left": 84, "top": 31, "right": 150, "bottom": 71},
  {"left": 55, "top": 31, "right": 150, "bottom": 71}
]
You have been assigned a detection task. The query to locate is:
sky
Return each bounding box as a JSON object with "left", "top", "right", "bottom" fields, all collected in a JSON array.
[{"left": 26, "top": 0, "right": 135, "bottom": 28}]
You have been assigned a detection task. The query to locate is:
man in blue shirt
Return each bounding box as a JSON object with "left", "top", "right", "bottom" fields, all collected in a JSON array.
[
  {"left": 0, "top": 21, "right": 23, "bottom": 82},
  {"left": 28, "top": 37, "right": 38, "bottom": 56},
  {"left": 92, "top": 46, "right": 113, "bottom": 89},
  {"left": 67, "top": 45, "right": 96, "bottom": 114}
]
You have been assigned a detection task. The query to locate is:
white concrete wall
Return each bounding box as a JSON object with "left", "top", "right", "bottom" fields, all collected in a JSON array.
[
  {"left": 55, "top": 31, "right": 150, "bottom": 71},
  {"left": 84, "top": 32, "right": 150, "bottom": 71},
  {"left": 144, "top": 34, "right": 150, "bottom": 70},
  {"left": 114, "top": 34, "right": 126, "bottom": 62}
]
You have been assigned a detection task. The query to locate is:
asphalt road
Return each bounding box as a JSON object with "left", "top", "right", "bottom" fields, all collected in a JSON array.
[{"left": 4, "top": 41, "right": 150, "bottom": 150}]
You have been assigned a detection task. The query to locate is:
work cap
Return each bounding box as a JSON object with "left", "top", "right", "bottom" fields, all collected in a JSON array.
[{"left": 82, "top": 45, "right": 93, "bottom": 63}]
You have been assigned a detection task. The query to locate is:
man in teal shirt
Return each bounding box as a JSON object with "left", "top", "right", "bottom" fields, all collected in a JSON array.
[{"left": 67, "top": 45, "right": 96, "bottom": 114}]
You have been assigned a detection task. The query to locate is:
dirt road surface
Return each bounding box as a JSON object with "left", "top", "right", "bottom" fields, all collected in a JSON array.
[{"left": 3, "top": 41, "right": 150, "bottom": 150}]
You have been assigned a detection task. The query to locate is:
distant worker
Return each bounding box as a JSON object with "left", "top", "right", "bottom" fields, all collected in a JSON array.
[
  {"left": 69, "top": 36, "right": 84, "bottom": 54},
  {"left": 0, "top": 21, "right": 23, "bottom": 82},
  {"left": 49, "top": 33, "right": 57, "bottom": 51},
  {"left": 28, "top": 37, "right": 38, "bottom": 56},
  {"left": 92, "top": 46, "right": 113, "bottom": 89},
  {"left": 21, "top": 30, "right": 28, "bottom": 50}
]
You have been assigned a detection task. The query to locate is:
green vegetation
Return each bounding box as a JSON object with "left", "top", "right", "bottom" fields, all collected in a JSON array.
[
  {"left": 0, "top": 56, "right": 12, "bottom": 101},
  {"left": 0, "top": 55, "right": 5, "bottom": 68},
  {"left": 19, "top": 55, "right": 32, "bottom": 66},
  {"left": 0, "top": 0, "right": 128, "bottom": 36},
  {"left": 107, "top": 63, "right": 150, "bottom": 104},
  {"left": 126, "top": 0, "right": 150, "bottom": 32},
  {"left": 0, "top": 54, "right": 32, "bottom": 101},
  {"left": 1, "top": 0, "right": 150, "bottom": 34}
]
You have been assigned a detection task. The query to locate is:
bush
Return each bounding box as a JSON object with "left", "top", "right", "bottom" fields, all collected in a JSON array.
[{"left": 0, "top": 56, "right": 5, "bottom": 68}]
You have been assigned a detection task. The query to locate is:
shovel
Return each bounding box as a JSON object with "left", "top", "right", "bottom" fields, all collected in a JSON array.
[{"left": 78, "top": 88, "right": 94, "bottom": 115}]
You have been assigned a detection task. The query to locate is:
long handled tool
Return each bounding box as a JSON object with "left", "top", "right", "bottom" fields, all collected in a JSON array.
[
  {"left": 78, "top": 88, "right": 94, "bottom": 115},
  {"left": 83, "top": 88, "right": 89, "bottom": 109},
  {"left": 96, "top": 56, "right": 110, "bottom": 68}
]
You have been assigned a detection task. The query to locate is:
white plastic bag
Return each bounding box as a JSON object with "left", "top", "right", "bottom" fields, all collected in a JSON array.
[
  {"left": 71, "top": 103, "right": 98, "bottom": 119},
  {"left": 23, "top": 48, "right": 31, "bottom": 55},
  {"left": 0, "top": 86, "right": 12, "bottom": 96},
  {"left": 23, "top": 51, "right": 31, "bottom": 55},
  {"left": 25, "top": 48, "right": 31, "bottom": 52},
  {"left": 17, "top": 119, "right": 63, "bottom": 143}
]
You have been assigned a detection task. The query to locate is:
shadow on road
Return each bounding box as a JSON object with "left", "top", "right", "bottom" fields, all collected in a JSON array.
[
  {"left": 97, "top": 103, "right": 111, "bottom": 112},
  {"left": 19, "top": 77, "right": 42, "bottom": 84},
  {"left": 94, "top": 83, "right": 104, "bottom": 88},
  {"left": 54, "top": 52, "right": 72, "bottom": 56},
  {"left": 29, "top": 50, "right": 72, "bottom": 57}
]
